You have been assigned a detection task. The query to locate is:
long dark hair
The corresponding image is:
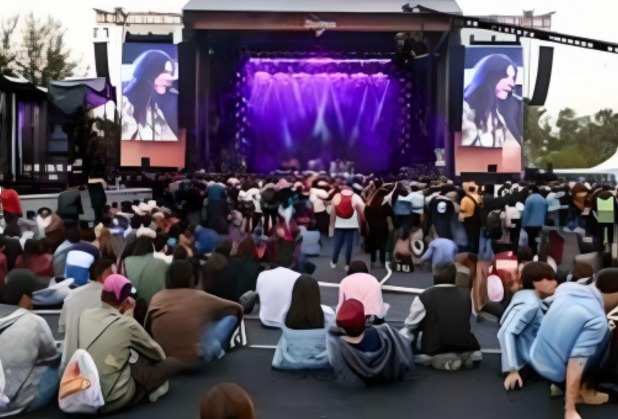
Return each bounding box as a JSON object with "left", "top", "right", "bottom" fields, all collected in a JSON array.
[
  {"left": 464, "top": 54, "right": 517, "bottom": 143},
  {"left": 123, "top": 50, "right": 175, "bottom": 125},
  {"left": 284, "top": 275, "right": 324, "bottom": 330}
]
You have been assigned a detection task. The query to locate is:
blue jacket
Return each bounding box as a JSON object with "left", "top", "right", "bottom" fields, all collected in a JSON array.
[
  {"left": 522, "top": 194, "right": 548, "bottom": 228},
  {"left": 530, "top": 283, "right": 610, "bottom": 382},
  {"left": 498, "top": 290, "right": 545, "bottom": 372}
]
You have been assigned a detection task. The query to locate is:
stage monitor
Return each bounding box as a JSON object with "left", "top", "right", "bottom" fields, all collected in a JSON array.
[
  {"left": 461, "top": 46, "right": 524, "bottom": 149},
  {"left": 120, "top": 43, "right": 185, "bottom": 167}
]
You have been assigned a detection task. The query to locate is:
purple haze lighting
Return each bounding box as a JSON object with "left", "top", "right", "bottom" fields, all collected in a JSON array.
[{"left": 240, "top": 57, "right": 404, "bottom": 173}]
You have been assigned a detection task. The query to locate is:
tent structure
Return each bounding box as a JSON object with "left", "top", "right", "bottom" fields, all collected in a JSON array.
[{"left": 591, "top": 147, "right": 618, "bottom": 172}]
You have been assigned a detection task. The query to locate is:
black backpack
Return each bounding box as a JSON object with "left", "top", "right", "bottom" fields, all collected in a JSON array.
[{"left": 485, "top": 209, "right": 503, "bottom": 240}]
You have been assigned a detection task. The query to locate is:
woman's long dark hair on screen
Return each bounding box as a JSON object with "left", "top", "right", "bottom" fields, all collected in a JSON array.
[
  {"left": 123, "top": 50, "right": 175, "bottom": 126},
  {"left": 463, "top": 54, "right": 520, "bottom": 144}
]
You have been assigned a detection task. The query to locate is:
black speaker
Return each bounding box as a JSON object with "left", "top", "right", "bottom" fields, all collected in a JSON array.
[
  {"left": 94, "top": 42, "right": 110, "bottom": 80},
  {"left": 487, "top": 164, "right": 498, "bottom": 173},
  {"left": 141, "top": 157, "right": 150, "bottom": 168},
  {"left": 525, "top": 167, "right": 539, "bottom": 182},
  {"left": 529, "top": 46, "right": 554, "bottom": 106},
  {"left": 448, "top": 46, "right": 466, "bottom": 130}
]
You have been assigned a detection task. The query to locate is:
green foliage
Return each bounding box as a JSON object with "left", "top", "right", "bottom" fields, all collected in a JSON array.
[
  {"left": 0, "top": 13, "right": 77, "bottom": 86},
  {"left": 525, "top": 104, "right": 618, "bottom": 169},
  {"left": 0, "top": 15, "right": 19, "bottom": 76}
]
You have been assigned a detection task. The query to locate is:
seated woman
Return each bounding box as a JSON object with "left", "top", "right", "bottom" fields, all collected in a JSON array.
[
  {"left": 272, "top": 275, "right": 334, "bottom": 370},
  {"left": 202, "top": 240, "right": 233, "bottom": 297},
  {"left": 337, "top": 263, "right": 389, "bottom": 323},
  {"left": 0, "top": 269, "right": 47, "bottom": 307},
  {"left": 147, "top": 260, "right": 243, "bottom": 364},
  {"left": 327, "top": 299, "right": 413, "bottom": 388},
  {"left": 14, "top": 239, "right": 53, "bottom": 278},
  {"left": 226, "top": 238, "right": 263, "bottom": 301},
  {"left": 0, "top": 304, "right": 60, "bottom": 415}
]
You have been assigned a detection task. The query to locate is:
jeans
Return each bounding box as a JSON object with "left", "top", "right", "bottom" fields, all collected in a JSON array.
[
  {"left": 199, "top": 315, "right": 239, "bottom": 362},
  {"left": 332, "top": 228, "right": 356, "bottom": 265},
  {"left": 525, "top": 227, "right": 542, "bottom": 254},
  {"left": 26, "top": 366, "right": 60, "bottom": 412}
]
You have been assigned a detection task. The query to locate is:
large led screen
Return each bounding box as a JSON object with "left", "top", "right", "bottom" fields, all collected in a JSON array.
[
  {"left": 461, "top": 46, "right": 523, "bottom": 149},
  {"left": 121, "top": 43, "right": 184, "bottom": 167}
]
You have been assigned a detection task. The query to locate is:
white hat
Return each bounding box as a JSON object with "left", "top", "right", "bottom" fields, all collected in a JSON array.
[
  {"left": 437, "top": 201, "right": 447, "bottom": 214},
  {"left": 136, "top": 226, "right": 156, "bottom": 239},
  {"left": 147, "top": 200, "right": 159, "bottom": 210},
  {"left": 412, "top": 240, "right": 425, "bottom": 257}
]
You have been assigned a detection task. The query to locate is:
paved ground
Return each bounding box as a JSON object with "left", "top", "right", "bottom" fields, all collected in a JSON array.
[{"left": 24, "top": 236, "right": 617, "bottom": 418}]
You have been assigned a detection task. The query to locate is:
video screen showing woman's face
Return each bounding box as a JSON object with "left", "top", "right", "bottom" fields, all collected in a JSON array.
[{"left": 461, "top": 47, "right": 524, "bottom": 149}]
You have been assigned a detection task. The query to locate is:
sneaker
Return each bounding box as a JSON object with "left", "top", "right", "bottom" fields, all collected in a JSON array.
[
  {"left": 330, "top": 261, "right": 337, "bottom": 269},
  {"left": 344, "top": 265, "right": 349, "bottom": 272},
  {"left": 460, "top": 351, "right": 483, "bottom": 369},
  {"left": 431, "top": 353, "right": 462, "bottom": 371},
  {"left": 239, "top": 291, "right": 258, "bottom": 314}
]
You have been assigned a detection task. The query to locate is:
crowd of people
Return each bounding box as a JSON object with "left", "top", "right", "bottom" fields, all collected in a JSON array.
[{"left": 1, "top": 168, "right": 618, "bottom": 418}]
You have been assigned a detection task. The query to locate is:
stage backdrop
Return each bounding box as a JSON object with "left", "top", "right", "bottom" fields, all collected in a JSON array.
[
  {"left": 456, "top": 46, "right": 523, "bottom": 174},
  {"left": 120, "top": 43, "right": 185, "bottom": 167},
  {"left": 240, "top": 58, "right": 403, "bottom": 173}
]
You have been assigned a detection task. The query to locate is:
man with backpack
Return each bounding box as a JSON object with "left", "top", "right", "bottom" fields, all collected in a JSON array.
[
  {"left": 329, "top": 187, "right": 365, "bottom": 271},
  {"left": 459, "top": 183, "right": 482, "bottom": 254}
]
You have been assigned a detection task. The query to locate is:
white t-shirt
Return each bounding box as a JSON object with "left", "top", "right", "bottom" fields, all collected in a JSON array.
[{"left": 256, "top": 267, "right": 301, "bottom": 328}]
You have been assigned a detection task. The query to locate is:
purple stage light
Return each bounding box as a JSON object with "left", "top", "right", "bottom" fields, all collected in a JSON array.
[{"left": 239, "top": 57, "right": 405, "bottom": 173}]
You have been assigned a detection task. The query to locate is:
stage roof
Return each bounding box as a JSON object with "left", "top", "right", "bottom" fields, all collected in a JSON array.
[{"left": 183, "top": 0, "right": 462, "bottom": 15}]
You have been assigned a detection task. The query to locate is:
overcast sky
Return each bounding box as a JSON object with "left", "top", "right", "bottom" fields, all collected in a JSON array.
[{"left": 4, "top": 0, "right": 618, "bottom": 119}]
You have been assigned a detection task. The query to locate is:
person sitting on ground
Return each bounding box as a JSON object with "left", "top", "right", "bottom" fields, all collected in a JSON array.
[
  {"left": 53, "top": 227, "right": 99, "bottom": 278},
  {"left": 0, "top": 304, "right": 60, "bottom": 416},
  {"left": 256, "top": 266, "right": 301, "bottom": 327},
  {"left": 194, "top": 220, "right": 222, "bottom": 255},
  {"left": 327, "top": 299, "right": 413, "bottom": 388},
  {"left": 226, "top": 237, "right": 263, "bottom": 302},
  {"left": 59, "top": 258, "right": 116, "bottom": 372},
  {"left": 499, "top": 261, "right": 558, "bottom": 391},
  {"left": 152, "top": 234, "right": 173, "bottom": 264},
  {"left": 124, "top": 236, "right": 170, "bottom": 306},
  {"left": 202, "top": 240, "right": 233, "bottom": 296},
  {"left": 272, "top": 275, "right": 334, "bottom": 370},
  {"left": 199, "top": 383, "right": 257, "bottom": 419},
  {"left": 337, "top": 264, "right": 389, "bottom": 323},
  {"left": 418, "top": 237, "right": 459, "bottom": 270},
  {"left": 530, "top": 268, "right": 618, "bottom": 418},
  {"left": 146, "top": 260, "right": 243, "bottom": 364},
  {"left": 401, "top": 262, "right": 482, "bottom": 371},
  {"left": 36, "top": 207, "right": 65, "bottom": 253},
  {"left": 14, "top": 239, "right": 54, "bottom": 278},
  {"left": 0, "top": 269, "right": 47, "bottom": 307},
  {"left": 76, "top": 274, "right": 185, "bottom": 413}
]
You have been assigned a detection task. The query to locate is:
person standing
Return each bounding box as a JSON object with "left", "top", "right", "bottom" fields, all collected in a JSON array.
[
  {"left": 329, "top": 187, "right": 365, "bottom": 271},
  {"left": 459, "top": 183, "right": 482, "bottom": 254},
  {"left": 0, "top": 174, "right": 23, "bottom": 225},
  {"left": 522, "top": 186, "right": 549, "bottom": 255}
]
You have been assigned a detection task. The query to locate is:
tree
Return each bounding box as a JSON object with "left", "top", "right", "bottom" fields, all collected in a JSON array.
[
  {"left": 16, "top": 13, "right": 77, "bottom": 86},
  {"left": 0, "top": 15, "right": 19, "bottom": 76}
]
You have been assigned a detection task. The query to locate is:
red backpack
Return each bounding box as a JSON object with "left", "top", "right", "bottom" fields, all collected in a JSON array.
[{"left": 335, "top": 193, "right": 354, "bottom": 219}]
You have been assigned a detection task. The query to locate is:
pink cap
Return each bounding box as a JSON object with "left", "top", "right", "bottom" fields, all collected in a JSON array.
[{"left": 103, "top": 274, "right": 132, "bottom": 301}]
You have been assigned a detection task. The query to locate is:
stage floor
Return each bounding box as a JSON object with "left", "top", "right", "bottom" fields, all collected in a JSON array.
[{"left": 26, "top": 237, "right": 618, "bottom": 418}]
